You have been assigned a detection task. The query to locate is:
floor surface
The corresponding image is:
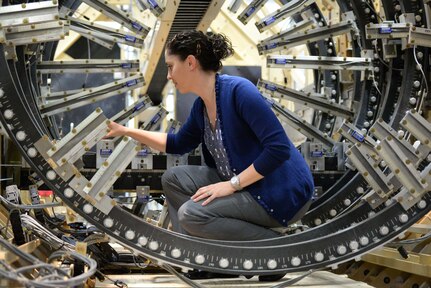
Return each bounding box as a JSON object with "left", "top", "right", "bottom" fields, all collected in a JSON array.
[{"left": 95, "top": 271, "right": 373, "bottom": 287}]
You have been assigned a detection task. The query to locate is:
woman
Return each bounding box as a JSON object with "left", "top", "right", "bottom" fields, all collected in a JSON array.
[{"left": 106, "top": 30, "right": 314, "bottom": 278}]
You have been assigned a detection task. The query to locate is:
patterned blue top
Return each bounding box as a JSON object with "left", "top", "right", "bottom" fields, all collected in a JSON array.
[{"left": 203, "top": 109, "right": 234, "bottom": 181}]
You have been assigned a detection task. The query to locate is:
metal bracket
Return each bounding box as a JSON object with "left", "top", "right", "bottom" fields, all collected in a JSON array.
[
  {"left": 375, "top": 137, "right": 427, "bottom": 198},
  {"left": 262, "top": 95, "right": 336, "bottom": 149},
  {"left": 80, "top": 0, "right": 150, "bottom": 37},
  {"left": 338, "top": 122, "right": 378, "bottom": 158},
  {"left": 346, "top": 144, "right": 393, "bottom": 198},
  {"left": 69, "top": 17, "right": 145, "bottom": 49},
  {"left": 111, "top": 95, "right": 153, "bottom": 126},
  {"left": 400, "top": 109, "right": 431, "bottom": 151},
  {"left": 237, "top": 0, "right": 269, "bottom": 25},
  {"left": 259, "top": 17, "right": 357, "bottom": 53},
  {"left": 370, "top": 118, "right": 426, "bottom": 167},
  {"left": 139, "top": 106, "right": 168, "bottom": 131},
  {"left": 46, "top": 108, "right": 109, "bottom": 167},
  {"left": 84, "top": 137, "right": 139, "bottom": 203},
  {"left": 409, "top": 26, "right": 431, "bottom": 48},
  {"left": 37, "top": 59, "right": 140, "bottom": 74},
  {"left": 34, "top": 135, "right": 79, "bottom": 182},
  {"left": 258, "top": 79, "right": 354, "bottom": 120},
  {"left": 0, "top": 1, "right": 58, "bottom": 27},
  {"left": 255, "top": 0, "right": 314, "bottom": 32},
  {"left": 0, "top": 2, "right": 67, "bottom": 47},
  {"left": 135, "top": 0, "right": 165, "bottom": 17},
  {"left": 40, "top": 74, "right": 145, "bottom": 117},
  {"left": 267, "top": 55, "right": 373, "bottom": 71}
]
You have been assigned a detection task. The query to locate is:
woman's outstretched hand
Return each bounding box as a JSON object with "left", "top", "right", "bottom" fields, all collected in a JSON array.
[
  {"left": 191, "top": 181, "right": 236, "bottom": 206},
  {"left": 105, "top": 121, "right": 128, "bottom": 138}
]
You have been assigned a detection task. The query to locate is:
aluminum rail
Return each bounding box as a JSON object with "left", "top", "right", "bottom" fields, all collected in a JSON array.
[
  {"left": 257, "top": 79, "right": 354, "bottom": 120},
  {"left": 37, "top": 59, "right": 140, "bottom": 74}
]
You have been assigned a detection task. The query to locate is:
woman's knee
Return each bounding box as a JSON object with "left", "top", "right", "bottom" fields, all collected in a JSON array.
[{"left": 178, "top": 201, "right": 208, "bottom": 233}]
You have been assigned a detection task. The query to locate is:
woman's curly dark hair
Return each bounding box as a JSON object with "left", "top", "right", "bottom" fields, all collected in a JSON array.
[{"left": 166, "top": 30, "right": 235, "bottom": 72}]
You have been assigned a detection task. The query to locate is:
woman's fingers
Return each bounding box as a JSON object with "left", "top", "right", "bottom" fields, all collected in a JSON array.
[
  {"left": 192, "top": 182, "right": 233, "bottom": 205},
  {"left": 201, "top": 195, "right": 214, "bottom": 206},
  {"left": 192, "top": 191, "right": 214, "bottom": 206},
  {"left": 191, "top": 187, "right": 215, "bottom": 203},
  {"left": 192, "top": 190, "right": 210, "bottom": 201},
  {"left": 104, "top": 121, "right": 124, "bottom": 138}
]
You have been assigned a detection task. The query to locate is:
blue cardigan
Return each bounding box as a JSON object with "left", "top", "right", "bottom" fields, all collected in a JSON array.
[{"left": 166, "top": 74, "right": 314, "bottom": 226}]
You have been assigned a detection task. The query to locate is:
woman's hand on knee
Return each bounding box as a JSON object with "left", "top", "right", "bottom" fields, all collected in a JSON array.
[{"left": 191, "top": 182, "right": 235, "bottom": 206}]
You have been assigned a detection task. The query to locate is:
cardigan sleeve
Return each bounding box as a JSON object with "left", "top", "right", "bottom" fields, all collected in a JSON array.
[
  {"left": 166, "top": 98, "right": 203, "bottom": 155},
  {"left": 234, "top": 79, "right": 291, "bottom": 176}
]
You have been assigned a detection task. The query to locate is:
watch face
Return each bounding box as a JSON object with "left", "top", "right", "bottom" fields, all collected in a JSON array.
[{"left": 230, "top": 176, "right": 241, "bottom": 190}]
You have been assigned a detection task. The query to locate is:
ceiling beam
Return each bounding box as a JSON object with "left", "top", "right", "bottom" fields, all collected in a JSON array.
[{"left": 139, "top": 0, "right": 179, "bottom": 95}]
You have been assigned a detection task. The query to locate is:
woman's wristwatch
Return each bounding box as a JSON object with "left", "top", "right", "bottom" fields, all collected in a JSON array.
[{"left": 230, "top": 175, "right": 242, "bottom": 191}]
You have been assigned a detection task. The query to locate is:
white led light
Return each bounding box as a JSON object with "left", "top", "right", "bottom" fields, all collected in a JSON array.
[
  {"left": 125, "top": 230, "right": 135, "bottom": 240},
  {"left": 103, "top": 218, "right": 114, "bottom": 228},
  {"left": 4, "top": 109, "right": 14, "bottom": 119},
  {"left": 219, "top": 258, "right": 229, "bottom": 268},
  {"left": 314, "top": 252, "right": 324, "bottom": 262},
  {"left": 349, "top": 240, "right": 359, "bottom": 250},
  {"left": 27, "top": 147, "right": 37, "bottom": 158},
  {"left": 16, "top": 131, "right": 26, "bottom": 141},
  {"left": 138, "top": 236, "right": 148, "bottom": 246},
  {"left": 344, "top": 199, "right": 351, "bottom": 206},
  {"left": 195, "top": 254, "right": 205, "bottom": 265},
  {"left": 267, "top": 259, "right": 277, "bottom": 270},
  {"left": 291, "top": 257, "right": 301, "bottom": 267},
  {"left": 64, "top": 188, "right": 74, "bottom": 198},
  {"left": 46, "top": 170, "right": 56, "bottom": 180},
  {"left": 83, "top": 204, "right": 93, "bottom": 214},
  {"left": 379, "top": 226, "right": 389, "bottom": 236},
  {"left": 399, "top": 214, "right": 408, "bottom": 223},
  {"left": 329, "top": 209, "right": 337, "bottom": 217},
  {"left": 149, "top": 241, "right": 158, "bottom": 251},
  {"left": 417, "top": 200, "right": 426, "bottom": 209},
  {"left": 243, "top": 260, "right": 253, "bottom": 270},
  {"left": 314, "top": 218, "right": 322, "bottom": 226},
  {"left": 359, "top": 236, "right": 369, "bottom": 246},
  {"left": 171, "top": 249, "right": 181, "bottom": 258},
  {"left": 337, "top": 245, "right": 347, "bottom": 255}
]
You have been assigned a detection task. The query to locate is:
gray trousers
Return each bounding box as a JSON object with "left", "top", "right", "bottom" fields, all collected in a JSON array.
[{"left": 161, "top": 165, "right": 281, "bottom": 240}]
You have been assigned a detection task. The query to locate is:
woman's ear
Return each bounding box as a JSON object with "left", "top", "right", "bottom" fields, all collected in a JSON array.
[{"left": 187, "top": 55, "right": 197, "bottom": 70}]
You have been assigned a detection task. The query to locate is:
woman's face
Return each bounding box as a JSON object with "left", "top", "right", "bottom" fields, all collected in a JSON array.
[{"left": 165, "top": 50, "right": 193, "bottom": 94}]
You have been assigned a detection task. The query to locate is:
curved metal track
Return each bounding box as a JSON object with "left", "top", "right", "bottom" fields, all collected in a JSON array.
[{"left": 0, "top": 0, "right": 430, "bottom": 277}]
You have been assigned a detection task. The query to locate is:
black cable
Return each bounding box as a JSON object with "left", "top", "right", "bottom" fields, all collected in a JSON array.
[{"left": 96, "top": 270, "right": 128, "bottom": 288}]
